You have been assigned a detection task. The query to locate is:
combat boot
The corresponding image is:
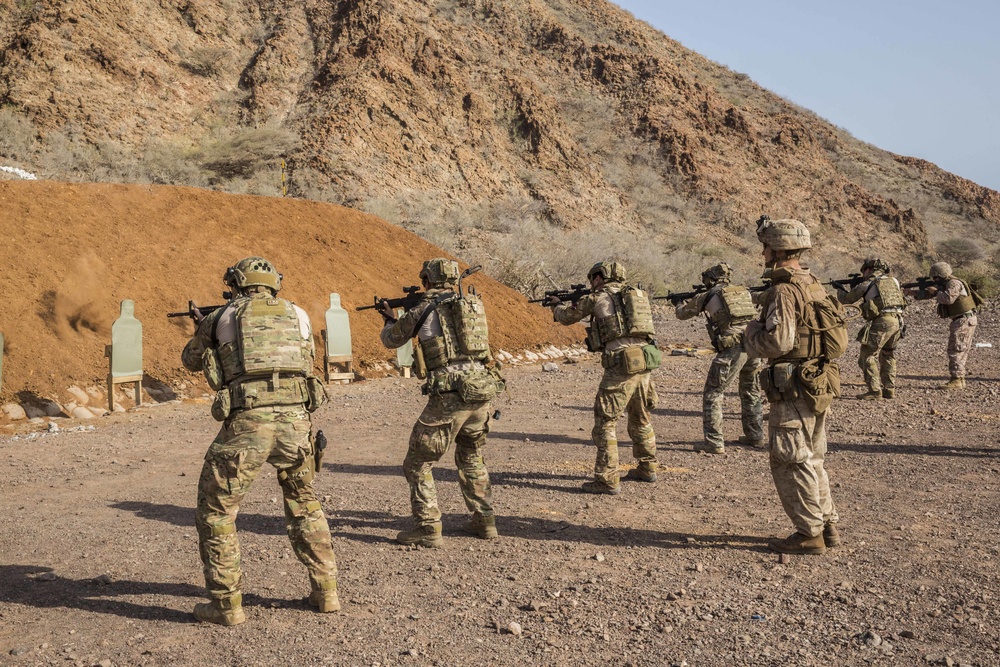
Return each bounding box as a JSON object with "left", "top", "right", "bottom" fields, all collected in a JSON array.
[
  {"left": 581, "top": 481, "right": 621, "bottom": 495},
  {"left": 193, "top": 594, "right": 246, "bottom": 626},
  {"left": 856, "top": 390, "right": 881, "bottom": 400},
  {"left": 623, "top": 467, "right": 657, "bottom": 483},
  {"left": 823, "top": 523, "right": 842, "bottom": 548},
  {"left": 462, "top": 513, "right": 499, "bottom": 540},
  {"left": 308, "top": 580, "right": 341, "bottom": 613},
  {"left": 938, "top": 377, "right": 965, "bottom": 390},
  {"left": 768, "top": 532, "right": 827, "bottom": 556},
  {"left": 396, "top": 523, "right": 443, "bottom": 548},
  {"left": 881, "top": 388, "right": 895, "bottom": 399},
  {"left": 738, "top": 435, "right": 766, "bottom": 448},
  {"left": 693, "top": 443, "right": 725, "bottom": 454}
]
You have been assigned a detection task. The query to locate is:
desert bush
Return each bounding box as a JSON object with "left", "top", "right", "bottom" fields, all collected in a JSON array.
[
  {"left": 199, "top": 127, "right": 298, "bottom": 180},
  {"left": 181, "top": 47, "right": 231, "bottom": 76},
  {"left": 954, "top": 268, "right": 998, "bottom": 299},
  {"left": 138, "top": 141, "right": 209, "bottom": 186},
  {"left": 0, "top": 108, "right": 36, "bottom": 159},
  {"left": 937, "top": 237, "right": 986, "bottom": 268}
]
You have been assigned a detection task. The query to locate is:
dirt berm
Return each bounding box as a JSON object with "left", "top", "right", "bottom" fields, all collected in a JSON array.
[{"left": 0, "top": 180, "right": 578, "bottom": 404}]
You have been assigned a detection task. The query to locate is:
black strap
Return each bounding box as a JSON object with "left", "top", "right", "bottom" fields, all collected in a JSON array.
[{"left": 410, "top": 293, "right": 457, "bottom": 338}]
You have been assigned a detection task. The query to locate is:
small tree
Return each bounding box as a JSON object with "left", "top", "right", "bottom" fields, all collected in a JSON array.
[{"left": 937, "top": 238, "right": 986, "bottom": 268}]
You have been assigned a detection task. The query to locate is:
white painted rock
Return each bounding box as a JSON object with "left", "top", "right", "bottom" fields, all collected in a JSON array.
[{"left": 2, "top": 403, "right": 27, "bottom": 420}]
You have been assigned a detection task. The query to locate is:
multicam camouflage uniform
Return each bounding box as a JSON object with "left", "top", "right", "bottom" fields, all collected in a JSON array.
[
  {"left": 551, "top": 262, "right": 659, "bottom": 492},
  {"left": 183, "top": 257, "right": 337, "bottom": 624},
  {"left": 675, "top": 267, "right": 764, "bottom": 452},
  {"left": 837, "top": 260, "right": 906, "bottom": 399},
  {"left": 380, "top": 259, "right": 501, "bottom": 546}
]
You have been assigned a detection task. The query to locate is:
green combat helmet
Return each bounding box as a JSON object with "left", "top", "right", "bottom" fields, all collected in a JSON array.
[
  {"left": 929, "top": 261, "right": 953, "bottom": 279},
  {"left": 756, "top": 217, "right": 811, "bottom": 251},
  {"left": 861, "top": 258, "right": 891, "bottom": 274},
  {"left": 420, "top": 258, "right": 460, "bottom": 287},
  {"left": 701, "top": 263, "right": 733, "bottom": 287},
  {"left": 587, "top": 261, "right": 626, "bottom": 283},
  {"left": 225, "top": 256, "right": 282, "bottom": 293}
]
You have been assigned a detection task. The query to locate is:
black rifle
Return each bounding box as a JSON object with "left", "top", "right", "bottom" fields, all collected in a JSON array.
[
  {"left": 356, "top": 285, "right": 424, "bottom": 312},
  {"left": 314, "top": 429, "right": 327, "bottom": 472},
  {"left": 822, "top": 273, "right": 864, "bottom": 290},
  {"left": 529, "top": 283, "right": 592, "bottom": 305},
  {"left": 653, "top": 284, "right": 707, "bottom": 306},
  {"left": 900, "top": 276, "right": 937, "bottom": 291},
  {"left": 167, "top": 300, "right": 229, "bottom": 319}
]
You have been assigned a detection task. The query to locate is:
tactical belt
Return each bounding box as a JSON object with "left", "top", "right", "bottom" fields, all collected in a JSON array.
[
  {"left": 952, "top": 311, "right": 975, "bottom": 320},
  {"left": 881, "top": 308, "right": 904, "bottom": 314}
]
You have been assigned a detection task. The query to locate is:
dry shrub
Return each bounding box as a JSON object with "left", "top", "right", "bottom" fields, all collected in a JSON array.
[
  {"left": 0, "top": 108, "right": 36, "bottom": 159},
  {"left": 199, "top": 127, "right": 298, "bottom": 180},
  {"left": 937, "top": 238, "right": 986, "bottom": 268}
]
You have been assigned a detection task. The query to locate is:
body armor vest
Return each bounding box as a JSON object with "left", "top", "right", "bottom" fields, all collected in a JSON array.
[
  {"left": 707, "top": 284, "right": 756, "bottom": 333},
  {"left": 419, "top": 293, "right": 491, "bottom": 372},
  {"left": 592, "top": 285, "right": 656, "bottom": 349},
  {"left": 867, "top": 275, "right": 906, "bottom": 318},
  {"left": 938, "top": 279, "right": 976, "bottom": 318},
  {"left": 215, "top": 294, "right": 313, "bottom": 408}
]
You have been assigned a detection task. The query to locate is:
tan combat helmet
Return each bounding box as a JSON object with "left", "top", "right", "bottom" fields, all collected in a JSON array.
[
  {"left": 929, "top": 261, "right": 953, "bottom": 279},
  {"left": 225, "top": 256, "right": 282, "bottom": 293},
  {"left": 756, "top": 217, "right": 811, "bottom": 251},
  {"left": 587, "top": 261, "right": 626, "bottom": 283},
  {"left": 861, "top": 258, "right": 891, "bottom": 274},
  {"left": 701, "top": 262, "right": 733, "bottom": 287},
  {"left": 420, "top": 258, "right": 460, "bottom": 287}
]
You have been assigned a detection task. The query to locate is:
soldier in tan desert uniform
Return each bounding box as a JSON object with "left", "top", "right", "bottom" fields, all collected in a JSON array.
[
  {"left": 379, "top": 259, "right": 504, "bottom": 547},
  {"left": 836, "top": 258, "right": 907, "bottom": 399},
  {"left": 675, "top": 263, "right": 764, "bottom": 452},
  {"left": 905, "top": 261, "right": 979, "bottom": 389},
  {"left": 546, "top": 261, "right": 660, "bottom": 494},
  {"left": 744, "top": 219, "right": 845, "bottom": 555},
  {"left": 183, "top": 257, "right": 338, "bottom": 625}
]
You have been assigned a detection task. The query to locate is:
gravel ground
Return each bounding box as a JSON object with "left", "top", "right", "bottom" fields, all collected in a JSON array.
[{"left": 1, "top": 300, "right": 998, "bottom": 667}]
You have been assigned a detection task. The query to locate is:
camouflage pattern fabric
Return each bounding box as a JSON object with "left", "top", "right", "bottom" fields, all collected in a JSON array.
[
  {"left": 593, "top": 368, "right": 658, "bottom": 486},
  {"left": 768, "top": 395, "right": 839, "bottom": 537},
  {"left": 948, "top": 314, "right": 978, "bottom": 379},
  {"left": 404, "top": 392, "right": 493, "bottom": 527},
  {"left": 196, "top": 406, "right": 337, "bottom": 601},
  {"left": 858, "top": 314, "right": 902, "bottom": 392},
  {"left": 703, "top": 346, "right": 764, "bottom": 449}
]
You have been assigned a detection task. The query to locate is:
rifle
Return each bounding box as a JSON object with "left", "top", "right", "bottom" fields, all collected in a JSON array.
[
  {"left": 166, "top": 300, "right": 229, "bottom": 319},
  {"left": 900, "top": 276, "right": 937, "bottom": 291},
  {"left": 314, "top": 429, "right": 327, "bottom": 473},
  {"left": 822, "top": 273, "right": 864, "bottom": 290},
  {"left": 356, "top": 285, "right": 424, "bottom": 312},
  {"left": 529, "top": 283, "right": 592, "bottom": 305},
  {"left": 653, "top": 284, "right": 707, "bottom": 306}
]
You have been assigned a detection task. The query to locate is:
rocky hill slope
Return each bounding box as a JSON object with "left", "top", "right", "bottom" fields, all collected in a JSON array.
[
  {"left": 0, "top": 180, "right": 577, "bottom": 407},
  {"left": 1, "top": 0, "right": 997, "bottom": 287}
]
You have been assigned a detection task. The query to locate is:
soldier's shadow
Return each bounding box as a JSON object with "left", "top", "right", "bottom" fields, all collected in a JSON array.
[{"left": 0, "top": 565, "right": 203, "bottom": 623}]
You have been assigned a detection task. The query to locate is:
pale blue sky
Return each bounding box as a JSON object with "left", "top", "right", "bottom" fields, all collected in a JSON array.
[{"left": 612, "top": 0, "right": 1000, "bottom": 191}]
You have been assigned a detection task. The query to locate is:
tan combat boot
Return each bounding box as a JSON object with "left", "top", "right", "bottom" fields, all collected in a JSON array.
[
  {"left": 396, "top": 522, "right": 443, "bottom": 548},
  {"left": 881, "top": 388, "right": 895, "bottom": 399},
  {"left": 581, "top": 480, "right": 621, "bottom": 495},
  {"left": 308, "top": 582, "right": 341, "bottom": 613},
  {"left": 823, "top": 523, "right": 841, "bottom": 548},
  {"left": 693, "top": 442, "right": 725, "bottom": 454},
  {"left": 938, "top": 377, "right": 965, "bottom": 390},
  {"left": 623, "top": 467, "right": 657, "bottom": 483},
  {"left": 768, "top": 532, "right": 827, "bottom": 555},
  {"left": 856, "top": 390, "right": 881, "bottom": 400},
  {"left": 193, "top": 594, "right": 246, "bottom": 626},
  {"left": 462, "top": 513, "right": 499, "bottom": 540},
  {"left": 738, "top": 435, "right": 766, "bottom": 448}
]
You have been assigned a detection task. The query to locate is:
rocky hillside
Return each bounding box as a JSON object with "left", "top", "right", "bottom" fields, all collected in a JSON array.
[{"left": 1, "top": 0, "right": 997, "bottom": 289}]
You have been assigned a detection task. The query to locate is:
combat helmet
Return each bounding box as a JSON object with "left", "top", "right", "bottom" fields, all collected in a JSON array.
[
  {"left": 701, "top": 263, "right": 732, "bottom": 287},
  {"left": 587, "top": 261, "right": 626, "bottom": 283},
  {"left": 756, "top": 216, "right": 811, "bottom": 251},
  {"left": 225, "top": 256, "right": 282, "bottom": 293},
  {"left": 929, "top": 261, "right": 953, "bottom": 279},
  {"left": 861, "top": 258, "right": 891, "bottom": 274},
  {"left": 420, "top": 258, "right": 460, "bottom": 287}
]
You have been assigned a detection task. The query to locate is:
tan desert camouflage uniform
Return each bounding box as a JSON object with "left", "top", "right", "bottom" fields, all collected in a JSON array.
[
  {"left": 938, "top": 277, "right": 978, "bottom": 380},
  {"left": 744, "top": 268, "right": 839, "bottom": 540},
  {"left": 675, "top": 286, "right": 764, "bottom": 450},
  {"left": 182, "top": 290, "right": 337, "bottom": 610},
  {"left": 553, "top": 283, "right": 658, "bottom": 488}
]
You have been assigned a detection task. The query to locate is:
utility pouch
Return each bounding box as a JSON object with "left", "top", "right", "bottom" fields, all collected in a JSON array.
[
  {"left": 457, "top": 371, "right": 500, "bottom": 403},
  {"left": 715, "top": 334, "right": 741, "bottom": 351},
  {"left": 796, "top": 359, "right": 840, "bottom": 413},
  {"left": 211, "top": 389, "right": 231, "bottom": 422},
  {"left": 585, "top": 326, "right": 601, "bottom": 352},
  {"left": 771, "top": 362, "right": 799, "bottom": 400},
  {"left": 306, "top": 376, "right": 328, "bottom": 413},
  {"left": 861, "top": 299, "right": 880, "bottom": 320},
  {"left": 641, "top": 343, "right": 662, "bottom": 371},
  {"left": 622, "top": 346, "right": 647, "bottom": 374},
  {"left": 202, "top": 348, "right": 225, "bottom": 391},
  {"left": 856, "top": 322, "right": 872, "bottom": 345}
]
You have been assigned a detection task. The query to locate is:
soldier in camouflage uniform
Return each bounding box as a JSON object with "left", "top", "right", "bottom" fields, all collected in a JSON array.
[
  {"left": 379, "top": 259, "right": 503, "bottom": 547},
  {"left": 744, "top": 219, "right": 842, "bottom": 555},
  {"left": 675, "top": 263, "right": 765, "bottom": 453},
  {"left": 905, "top": 261, "right": 979, "bottom": 390},
  {"left": 546, "top": 261, "right": 660, "bottom": 494},
  {"left": 182, "top": 257, "right": 338, "bottom": 625},
  {"left": 836, "top": 258, "right": 906, "bottom": 399}
]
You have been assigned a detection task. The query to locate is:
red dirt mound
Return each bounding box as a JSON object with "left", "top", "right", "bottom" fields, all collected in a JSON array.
[{"left": 0, "top": 181, "right": 579, "bottom": 403}]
